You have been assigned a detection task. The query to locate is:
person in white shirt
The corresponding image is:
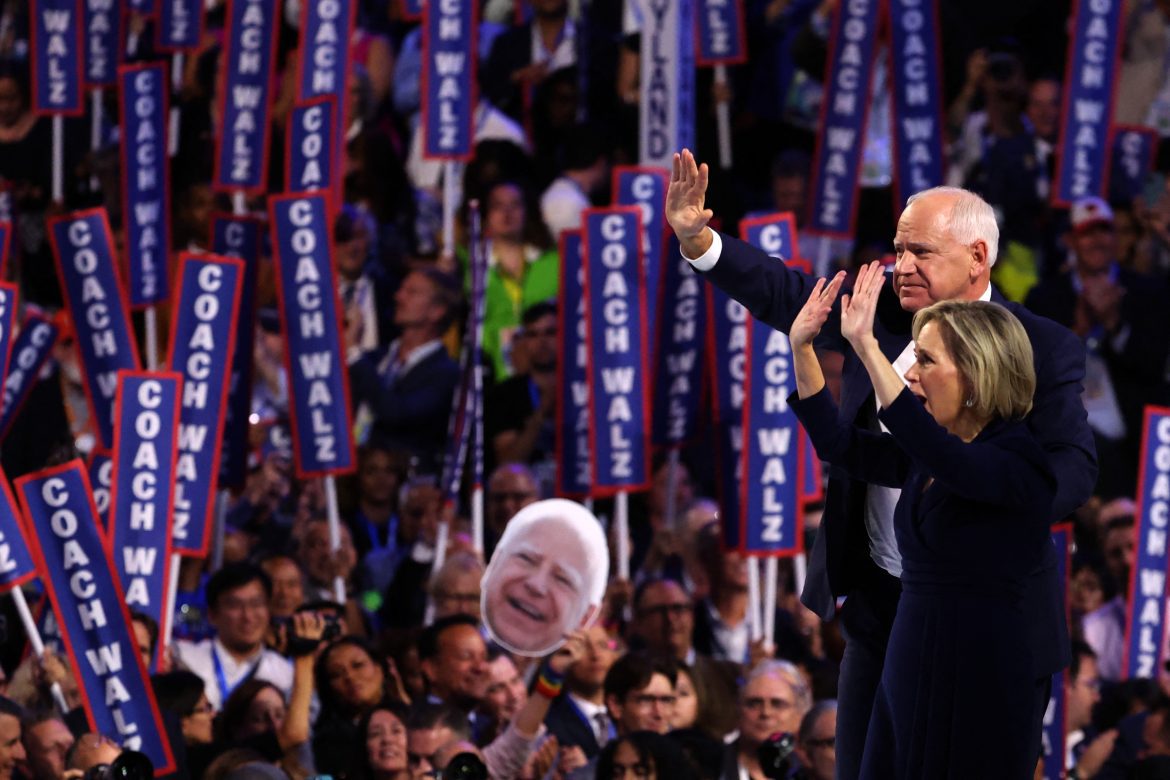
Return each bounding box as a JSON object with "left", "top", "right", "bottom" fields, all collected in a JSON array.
[{"left": 172, "top": 563, "right": 293, "bottom": 712}]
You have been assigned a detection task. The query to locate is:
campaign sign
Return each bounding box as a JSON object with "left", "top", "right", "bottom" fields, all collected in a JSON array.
[
  {"left": 214, "top": 0, "right": 279, "bottom": 193},
  {"left": 695, "top": 0, "right": 747, "bottom": 65},
  {"left": 1053, "top": 0, "right": 1125, "bottom": 205},
  {"left": 49, "top": 210, "right": 141, "bottom": 449},
  {"left": 15, "top": 462, "right": 175, "bottom": 772},
  {"left": 707, "top": 284, "right": 749, "bottom": 548},
  {"left": 651, "top": 237, "right": 705, "bottom": 447},
  {"left": 0, "top": 221, "right": 10, "bottom": 279},
  {"left": 88, "top": 449, "right": 113, "bottom": 532},
  {"left": 741, "top": 213, "right": 800, "bottom": 262},
  {"left": 297, "top": 0, "right": 354, "bottom": 99},
  {"left": 888, "top": 0, "right": 944, "bottom": 206},
  {"left": 0, "top": 316, "right": 59, "bottom": 443},
  {"left": 1110, "top": 125, "right": 1158, "bottom": 201},
  {"left": 126, "top": 0, "right": 155, "bottom": 12},
  {"left": 119, "top": 63, "right": 171, "bottom": 307},
  {"left": 0, "top": 283, "right": 18, "bottom": 389},
  {"left": 211, "top": 215, "right": 262, "bottom": 488},
  {"left": 614, "top": 167, "right": 668, "bottom": 352},
  {"left": 32, "top": 0, "right": 84, "bottom": 115},
  {"left": 158, "top": 0, "right": 203, "bottom": 50},
  {"left": 583, "top": 208, "right": 651, "bottom": 494},
  {"left": 269, "top": 193, "right": 356, "bottom": 478},
  {"left": 807, "top": 0, "right": 881, "bottom": 237},
  {"left": 167, "top": 253, "right": 243, "bottom": 557},
  {"left": 740, "top": 319, "right": 803, "bottom": 555},
  {"left": 83, "top": 0, "right": 119, "bottom": 87},
  {"left": 0, "top": 468, "right": 36, "bottom": 592},
  {"left": 109, "top": 372, "right": 179, "bottom": 671},
  {"left": 1123, "top": 407, "right": 1170, "bottom": 678},
  {"left": 286, "top": 97, "right": 336, "bottom": 193},
  {"left": 421, "top": 0, "right": 478, "bottom": 159},
  {"left": 639, "top": 0, "right": 695, "bottom": 168},
  {"left": 555, "top": 230, "right": 591, "bottom": 497}
]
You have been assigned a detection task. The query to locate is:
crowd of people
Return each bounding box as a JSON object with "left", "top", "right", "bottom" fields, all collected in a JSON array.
[{"left": 0, "top": 0, "right": 1168, "bottom": 779}]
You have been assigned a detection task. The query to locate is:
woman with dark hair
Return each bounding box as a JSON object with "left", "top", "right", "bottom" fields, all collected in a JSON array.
[
  {"left": 356, "top": 702, "right": 411, "bottom": 780},
  {"left": 313, "top": 637, "right": 408, "bottom": 780},
  {"left": 151, "top": 671, "right": 216, "bottom": 779},
  {"left": 596, "top": 731, "right": 700, "bottom": 780}
]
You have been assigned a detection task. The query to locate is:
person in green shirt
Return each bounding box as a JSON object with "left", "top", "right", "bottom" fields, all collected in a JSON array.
[{"left": 463, "top": 180, "right": 560, "bottom": 381}]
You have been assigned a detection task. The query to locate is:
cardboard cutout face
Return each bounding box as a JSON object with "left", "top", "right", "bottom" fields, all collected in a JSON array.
[{"left": 481, "top": 499, "right": 609, "bottom": 656}]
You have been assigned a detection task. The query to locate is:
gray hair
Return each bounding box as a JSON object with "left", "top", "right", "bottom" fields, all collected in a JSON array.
[
  {"left": 798, "top": 699, "right": 838, "bottom": 743},
  {"left": 745, "top": 659, "right": 813, "bottom": 715},
  {"left": 906, "top": 186, "right": 1000, "bottom": 267}
]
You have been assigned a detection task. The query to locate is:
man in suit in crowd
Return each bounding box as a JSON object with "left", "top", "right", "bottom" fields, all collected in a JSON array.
[
  {"left": 348, "top": 268, "right": 461, "bottom": 472},
  {"left": 666, "top": 149, "right": 1097, "bottom": 778},
  {"left": 543, "top": 624, "right": 621, "bottom": 759}
]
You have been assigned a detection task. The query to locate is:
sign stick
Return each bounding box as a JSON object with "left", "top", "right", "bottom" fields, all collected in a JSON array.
[
  {"left": 793, "top": 552, "right": 807, "bottom": 598},
  {"left": 714, "top": 64, "right": 732, "bottom": 170},
  {"left": 324, "top": 475, "right": 346, "bottom": 604},
  {"left": 162, "top": 552, "right": 182, "bottom": 655},
  {"left": 232, "top": 191, "right": 247, "bottom": 216},
  {"left": 144, "top": 306, "right": 159, "bottom": 369},
  {"left": 424, "top": 519, "right": 451, "bottom": 624},
  {"left": 471, "top": 363, "right": 484, "bottom": 555},
  {"left": 763, "top": 556, "right": 778, "bottom": 650},
  {"left": 746, "top": 556, "right": 762, "bottom": 644},
  {"left": 209, "top": 489, "right": 228, "bottom": 571},
  {"left": 169, "top": 53, "right": 183, "bottom": 158},
  {"left": 663, "top": 448, "right": 681, "bottom": 530},
  {"left": 90, "top": 90, "right": 103, "bottom": 191},
  {"left": 442, "top": 161, "right": 458, "bottom": 260},
  {"left": 52, "top": 116, "right": 64, "bottom": 204},
  {"left": 11, "top": 588, "right": 69, "bottom": 713}
]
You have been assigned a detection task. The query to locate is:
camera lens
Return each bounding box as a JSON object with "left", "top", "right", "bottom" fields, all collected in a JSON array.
[{"left": 442, "top": 752, "right": 487, "bottom": 780}]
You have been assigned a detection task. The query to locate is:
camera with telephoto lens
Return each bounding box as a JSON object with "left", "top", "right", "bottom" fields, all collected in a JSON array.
[
  {"left": 272, "top": 612, "right": 342, "bottom": 656},
  {"left": 81, "top": 750, "right": 154, "bottom": 780},
  {"left": 442, "top": 752, "right": 487, "bottom": 780},
  {"left": 757, "top": 732, "right": 797, "bottom": 780}
]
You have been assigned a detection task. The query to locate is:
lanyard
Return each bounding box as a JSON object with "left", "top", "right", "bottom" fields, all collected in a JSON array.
[
  {"left": 363, "top": 513, "right": 398, "bottom": 554},
  {"left": 212, "top": 645, "right": 259, "bottom": 705}
]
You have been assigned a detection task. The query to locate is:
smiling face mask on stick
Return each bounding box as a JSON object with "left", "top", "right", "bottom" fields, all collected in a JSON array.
[{"left": 480, "top": 499, "right": 610, "bottom": 656}]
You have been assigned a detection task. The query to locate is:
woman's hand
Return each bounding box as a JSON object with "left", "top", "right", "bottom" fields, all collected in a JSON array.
[
  {"left": 840, "top": 261, "right": 886, "bottom": 353},
  {"left": 790, "top": 272, "right": 845, "bottom": 349}
]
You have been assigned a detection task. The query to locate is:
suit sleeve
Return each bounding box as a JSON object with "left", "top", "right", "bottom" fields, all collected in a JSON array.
[
  {"left": 789, "top": 387, "right": 909, "bottom": 488},
  {"left": 704, "top": 233, "right": 849, "bottom": 352},
  {"left": 878, "top": 388, "right": 1056, "bottom": 511},
  {"left": 1026, "top": 321, "right": 1098, "bottom": 519}
]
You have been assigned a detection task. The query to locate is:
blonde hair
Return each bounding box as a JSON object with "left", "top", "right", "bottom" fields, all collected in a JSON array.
[{"left": 912, "top": 300, "right": 1035, "bottom": 422}]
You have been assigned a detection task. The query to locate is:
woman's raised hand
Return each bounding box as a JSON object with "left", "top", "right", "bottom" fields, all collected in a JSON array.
[
  {"left": 790, "top": 271, "right": 845, "bottom": 349},
  {"left": 841, "top": 261, "right": 886, "bottom": 351}
]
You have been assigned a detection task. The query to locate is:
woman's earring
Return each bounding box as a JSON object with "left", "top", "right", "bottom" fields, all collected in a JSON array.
[{"left": 964, "top": 398, "right": 974, "bottom": 408}]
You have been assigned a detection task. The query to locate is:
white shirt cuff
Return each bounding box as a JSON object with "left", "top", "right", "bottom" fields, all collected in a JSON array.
[{"left": 682, "top": 229, "right": 722, "bottom": 271}]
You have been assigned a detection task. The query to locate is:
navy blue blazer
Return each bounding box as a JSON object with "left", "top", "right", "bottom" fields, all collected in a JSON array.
[
  {"left": 703, "top": 232, "right": 1098, "bottom": 676},
  {"left": 543, "top": 693, "right": 605, "bottom": 759},
  {"left": 348, "top": 343, "right": 460, "bottom": 470}
]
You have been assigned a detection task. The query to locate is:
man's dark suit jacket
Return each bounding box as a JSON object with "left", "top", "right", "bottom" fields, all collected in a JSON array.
[
  {"left": 348, "top": 343, "right": 460, "bottom": 471},
  {"left": 703, "top": 232, "right": 1098, "bottom": 677},
  {"left": 543, "top": 693, "right": 604, "bottom": 758}
]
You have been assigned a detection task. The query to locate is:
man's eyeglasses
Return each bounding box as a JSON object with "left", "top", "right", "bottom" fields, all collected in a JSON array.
[
  {"left": 743, "top": 697, "right": 794, "bottom": 712},
  {"left": 806, "top": 737, "right": 835, "bottom": 751},
  {"left": 631, "top": 693, "right": 677, "bottom": 708}
]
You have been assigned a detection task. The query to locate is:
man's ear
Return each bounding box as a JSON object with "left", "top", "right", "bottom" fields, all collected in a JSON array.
[
  {"left": 605, "top": 693, "right": 622, "bottom": 723},
  {"left": 970, "top": 238, "right": 990, "bottom": 278}
]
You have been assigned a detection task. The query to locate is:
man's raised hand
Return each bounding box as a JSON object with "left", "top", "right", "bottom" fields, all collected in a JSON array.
[{"left": 667, "top": 149, "right": 715, "bottom": 256}]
